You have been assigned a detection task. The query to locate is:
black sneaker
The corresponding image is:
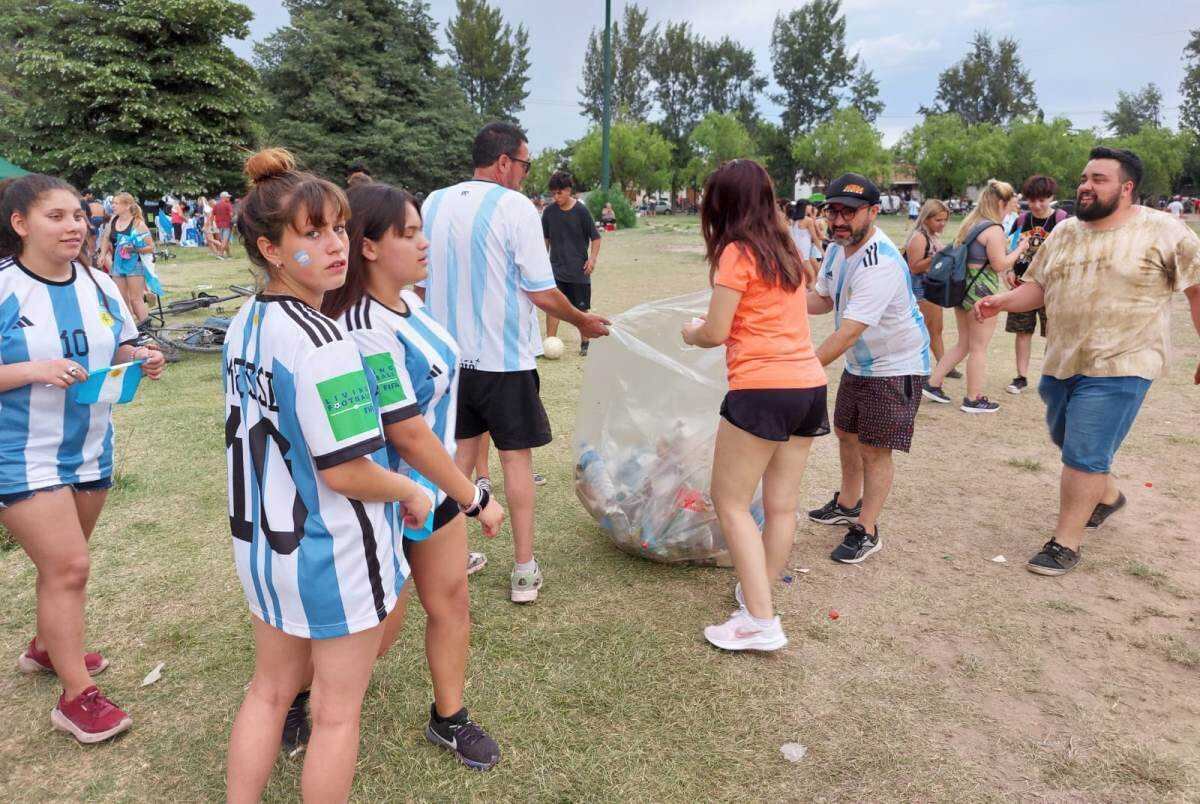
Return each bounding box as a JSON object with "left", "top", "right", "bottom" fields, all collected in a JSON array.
[
  {"left": 961, "top": 396, "right": 1000, "bottom": 413},
  {"left": 425, "top": 704, "right": 500, "bottom": 771},
  {"left": 1086, "top": 491, "right": 1126, "bottom": 530},
  {"left": 922, "top": 385, "right": 951, "bottom": 404},
  {"left": 281, "top": 690, "right": 310, "bottom": 758},
  {"left": 946, "top": 368, "right": 963, "bottom": 380},
  {"left": 1026, "top": 540, "right": 1080, "bottom": 576},
  {"left": 830, "top": 523, "right": 881, "bottom": 564},
  {"left": 1006, "top": 376, "right": 1028, "bottom": 395},
  {"left": 808, "top": 491, "right": 861, "bottom": 525},
  {"left": 580, "top": 341, "right": 589, "bottom": 356}
]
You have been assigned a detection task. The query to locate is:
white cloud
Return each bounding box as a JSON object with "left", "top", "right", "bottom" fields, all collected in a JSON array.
[{"left": 852, "top": 34, "right": 942, "bottom": 71}]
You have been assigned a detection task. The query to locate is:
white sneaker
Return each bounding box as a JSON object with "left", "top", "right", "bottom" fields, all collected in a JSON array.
[
  {"left": 703, "top": 609, "right": 787, "bottom": 652},
  {"left": 510, "top": 564, "right": 543, "bottom": 603},
  {"left": 734, "top": 582, "right": 745, "bottom": 609},
  {"left": 466, "top": 551, "right": 487, "bottom": 576}
]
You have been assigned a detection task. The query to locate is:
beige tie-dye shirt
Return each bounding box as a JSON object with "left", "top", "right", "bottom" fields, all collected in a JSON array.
[{"left": 1024, "top": 206, "right": 1200, "bottom": 380}]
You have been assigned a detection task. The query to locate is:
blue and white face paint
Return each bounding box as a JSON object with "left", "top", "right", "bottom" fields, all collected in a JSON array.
[{"left": 293, "top": 249, "right": 312, "bottom": 267}]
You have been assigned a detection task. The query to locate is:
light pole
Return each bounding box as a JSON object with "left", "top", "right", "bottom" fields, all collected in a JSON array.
[{"left": 600, "top": 0, "right": 612, "bottom": 194}]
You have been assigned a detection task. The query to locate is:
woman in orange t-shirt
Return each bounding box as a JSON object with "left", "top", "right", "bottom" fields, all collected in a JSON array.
[{"left": 682, "top": 159, "right": 828, "bottom": 653}]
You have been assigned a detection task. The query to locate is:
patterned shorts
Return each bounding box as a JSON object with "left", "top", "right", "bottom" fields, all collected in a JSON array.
[
  {"left": 961, "top": 267, "right": 999, "bottom": 311},
  {"left": 1006, "top": 307, "right": 1047, "bottom": 336},
  {"left": 833, "top": 371, "right": 925, "bottom": 452}
]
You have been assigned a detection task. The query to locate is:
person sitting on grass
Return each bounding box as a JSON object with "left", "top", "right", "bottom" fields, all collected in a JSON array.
[
  {"left": 0, "top": 173, "right": 166, "bottom": 745},
  {"left": 321, "top": 180, "right": 506, "bottom": 771},
  {"left": 221, "top": 148, "right": 431, "bottom": 803},
  {"left": 683, "top": 158, "right": 828, "bottom": 653},
  {"left": 974, "top": 147, "right": 1200, "bottom": 576}
]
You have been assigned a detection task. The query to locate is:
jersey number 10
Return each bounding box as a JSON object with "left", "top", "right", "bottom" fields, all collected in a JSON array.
[{"left": 226, "top": 405, "right": 308, "bottom": 555}]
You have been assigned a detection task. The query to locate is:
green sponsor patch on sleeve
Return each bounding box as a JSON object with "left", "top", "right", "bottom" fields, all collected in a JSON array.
[
  {"left": 364, "top": 352, "right": 408, "bottom": 408},
  {"left": 316, "top": 370, "right": 379, "bottom": 441}
]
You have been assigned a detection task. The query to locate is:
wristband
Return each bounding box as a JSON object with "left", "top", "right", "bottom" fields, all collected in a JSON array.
[{"left": 459, "top": 485, "right": 489, "bottom": 517}]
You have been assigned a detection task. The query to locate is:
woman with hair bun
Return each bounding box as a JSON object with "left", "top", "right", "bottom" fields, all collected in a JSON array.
[
  {"left": 0, "top": 173, "right": 166, "bottom": 743},
  {"left": 222, "top": 148, "right": 431, "bottom": 802}
]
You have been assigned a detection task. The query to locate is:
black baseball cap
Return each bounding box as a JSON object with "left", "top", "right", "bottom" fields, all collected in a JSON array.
[{"left": 825, "top": 173, "right": 881, "bottom": 208}]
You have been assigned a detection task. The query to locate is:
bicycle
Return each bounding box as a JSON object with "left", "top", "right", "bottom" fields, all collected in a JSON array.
[{"left": 139, "top": 284, "right": 255, "bottom": 360}]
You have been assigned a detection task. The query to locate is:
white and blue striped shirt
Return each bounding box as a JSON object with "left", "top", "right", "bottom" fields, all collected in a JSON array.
[
  {"left": 420, "top": 180, "right": 556, "bottom": 373},
  {"left": 0, "top": 258, "right": 138, "bottom": 495}
]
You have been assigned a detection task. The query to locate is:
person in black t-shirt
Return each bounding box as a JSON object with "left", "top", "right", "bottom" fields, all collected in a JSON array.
[
  {"left": 1003, "top": 175, "right": 1069, "bottom": 395},
  {"left": 541, "top": 170, "right": 602, "bottom": 355}
]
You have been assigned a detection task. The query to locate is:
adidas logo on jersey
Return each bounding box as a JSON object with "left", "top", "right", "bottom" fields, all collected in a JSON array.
[
  {"left": 427, "top": 364, "right": 444, "bottom": 380},
  {"left": 14, "top": 316, "right": 33, "bottom": 328}
]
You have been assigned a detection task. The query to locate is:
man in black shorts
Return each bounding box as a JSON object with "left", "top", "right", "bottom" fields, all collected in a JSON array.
[{"left": 542, "top": 170, "right": 602, "bottom": 355}]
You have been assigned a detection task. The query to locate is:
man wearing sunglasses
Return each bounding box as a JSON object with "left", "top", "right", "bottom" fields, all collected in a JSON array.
[{"left": 805, "top": 173, "right": 932, "bottom": 564}]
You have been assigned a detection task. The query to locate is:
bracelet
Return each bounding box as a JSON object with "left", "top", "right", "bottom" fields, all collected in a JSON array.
[{"left": 459, "top": 485, "right": 489, "bottom": 517}]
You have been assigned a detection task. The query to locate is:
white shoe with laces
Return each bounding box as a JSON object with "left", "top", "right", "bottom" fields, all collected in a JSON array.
[{"left": 703, "top": 608, "right": 787, "bottom": 652}]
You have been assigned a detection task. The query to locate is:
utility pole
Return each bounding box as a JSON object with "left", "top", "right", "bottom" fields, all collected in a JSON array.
[{"left": 600, "top": 0, "right": 613, "bottom": 193}]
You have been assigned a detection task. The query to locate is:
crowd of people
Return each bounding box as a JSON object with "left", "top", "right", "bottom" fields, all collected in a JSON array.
[{"left": 2, "top": 114, "right": 1198, "bottom": 801}]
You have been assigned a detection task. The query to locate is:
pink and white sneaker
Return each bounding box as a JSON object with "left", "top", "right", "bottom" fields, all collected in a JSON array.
[
  {"left": 51, "top": 686, "right": 132, "bottom": 743},
  {"left": 704, "top": 609, "right": 787, "bottom": 652},
  {"left": 17, "top": 638, "right": 108, "bottom": 676}
]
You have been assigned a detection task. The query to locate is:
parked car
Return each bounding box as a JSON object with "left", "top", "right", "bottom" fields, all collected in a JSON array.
[{"left": 653, "top": 200, "right": 672, "bottom": 214}]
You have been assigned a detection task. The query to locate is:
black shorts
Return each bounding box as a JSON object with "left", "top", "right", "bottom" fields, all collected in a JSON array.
[
  {"left": 1005, "top": 307, "right": 1047, "bottom": 336},
  {"left": 833, "top": 371, "right": 924, "bottom": 453},
  {"left": 456, "top": 368, "right": 553, "bottom": 451},
  {"left": 555, "top": 279, "right": 591, "bottom": 312},
  {"left": 401, "top": 496, "right": 461, "bottom": 560},
  {"left": 719, "top": 386, "right": 830, "bottom": 442}
]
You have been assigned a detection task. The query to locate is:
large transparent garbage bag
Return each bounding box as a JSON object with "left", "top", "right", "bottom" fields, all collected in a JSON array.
[{"left": 573, "top": 290, "right": 764, "bottom": 564}]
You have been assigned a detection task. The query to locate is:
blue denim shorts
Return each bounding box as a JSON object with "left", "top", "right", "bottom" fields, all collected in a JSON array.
[
  {"left": 1039, "top": 375, "right": 1151, "bottom": 473},
  {"left": 0, "top": 477, "right": 114, "bottom": 510}
]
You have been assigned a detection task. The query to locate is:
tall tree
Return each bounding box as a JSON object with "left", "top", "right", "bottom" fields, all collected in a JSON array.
[
  {"left": 1181, "top": 29, "right": 1200, "bottom": 133},
  {"left": 896, "top": 113, "right": 1006, "bottom": 198},
  {"left": 770, "top": 0, "right": 858, "bottom": 135},
  {"left": 446, "top": 0, "right": 530, "bottom": 122},
  {"left": 998, "top": 117, "right": 1096, "bottom": 196},
  {"left": 792, "top": 108, "right": 891, "bottom": 185},
  {"left": 0, "top": 0, "right": 262, "bottom": 195},
  {"left": 696, "top": 37, "right": 767, "bottom": 125},
  {"left": 686, "top": 112, "right": 759, "bottom": 186},
  {"left": 579, "top": 4, "right": 658, "bottom": 123},
  {"left": 921, "top": 31, "right": 1039, "bottom": 126},
  {"left": 649, "top": 22, "right": 706, "bottom": 193},
  {"left": 847, "top": 66, "right": 884, "bottom": 124},
  {"left": 571, "top": 122, "right": 672, "bottom": 196},
  {"left": 1103, "top": 83, "right": 1163, "bottom": 137},
  {"left": 751, "top": 120, "right": 799, "bottom": 198},
  {"left": 256, "top": 0, "right": 477, "bottom": 193}
]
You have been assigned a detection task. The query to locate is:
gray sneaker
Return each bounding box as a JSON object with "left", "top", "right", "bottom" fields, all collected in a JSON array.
[
  {"left": 510, "top": 564, "right": 543, "bottom": 603},
  {"left": 466, "top": 552, "right": 487, "bottom": 576}
]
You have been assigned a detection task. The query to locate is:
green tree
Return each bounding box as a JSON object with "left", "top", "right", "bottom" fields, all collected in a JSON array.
[
  {"left": 522, "top": 146, "right": 569, "bottom": 196},
  {"left": 751, "top": 120, "right": 799, "bottom": 198},
  {"left": 0, "top": 0, "right": 262, "bottom": 196},
  {"left": 571, "top": 122, "right": 672, "bottom": 197},
  {"left": 848, "top": 66, "right": 884, "bottom": 124},
  {"left": 446, "top": 0, "right": 530, "bottom": 122},
  {"left": 921, "top": 32, "right": 1039, "bottom": 126},
  {"left": 896, "top": 113, "right": 1006, "bottom": 198},
  {"left": 256, "top": 0, "right": 476, "bottom": 194},
  {"left": 1105, "top": 126, "right": 1190, "bottom": 198},
  {"left": 1181, "top": 29, "right": 1200, "bottom": 134},
  {"left": 649, "top": 22, "right": 705, "bottom": 194},
  {"left": 1103, "top": 83, "right": 1163, "bottom": 137},
  {"left": 579, "top": 4, "right": 658, "bottom": 123},
  {"left": 998, "top": 118, "right": 1095, "bottom": 197},
  {"left": 770, "top": 0, "right": 858, "bottom": 134},
  {"left": 792, "top": 108, "right": 891, "bottom": 185},
  {"left": 686, "top": 112, "right": 759, "bottom": 186},
  {"left": 696, "top": 37, "right": 766, "bottom": 125}
]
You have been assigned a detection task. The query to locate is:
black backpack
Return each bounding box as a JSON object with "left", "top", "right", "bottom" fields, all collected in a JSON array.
[{"left": 922, "top": 221, "right": 997, "bottom": 308}]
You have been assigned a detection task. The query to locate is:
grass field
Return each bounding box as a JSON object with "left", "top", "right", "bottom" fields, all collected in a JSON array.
[{"left": 2, "top": 215, "right": 1199, "bottom": 802}]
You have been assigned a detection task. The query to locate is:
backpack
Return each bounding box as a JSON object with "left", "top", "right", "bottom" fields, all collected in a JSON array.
[{"left": 922, "top": 221, "right": 997, "bottom": 309}]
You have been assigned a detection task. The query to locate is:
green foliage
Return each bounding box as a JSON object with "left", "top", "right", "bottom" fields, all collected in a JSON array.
[
  {"left": 446, "top": 0, "right": 530, "bottom": 122},
  {"left": 921, "top": 31, "right": 1039, "bottom": 126},
  {"left": 522, "top": 146, "right": 570, "bottom": 196},
  {"left": 0, "top": 0, "right": 263, "bottom": 196},
  {"left": 997, "top": 118, "right": 1096, "bottom": 198},
  {"left": 1181, "top": 29, "right": 1200, "bottom": 134},
  {"left": 1104, "top": 126, "right": 1192, "bottom": 198},
  {"left": 792, "top": 108, "right": 891, "bottom": 185},
  {"left": 770, "top": 0, "right": 858, "bottom": 135},
  {"left": 650, "top": 22, "right": 704, "bottom": 146},
  {"left": 255, "top": 0, "right": 477, "bottom": 194},
  {"left": 1104, "top": 84, "right": 1163, "bottom": 137},
  {"left": 848, "top": 66, "right": 884, "bottom": 125},
  {"left": 696, "top": 37, "right": 767, "bottom": 126},
  {"left": 579, "top": 4, "right": 658, "bottom": 123},
  {"left": 752, "top": 120, "right": 799, "bottom": 199},
  {"left": 686, "top": 112, "right": 758, "bottom": 187},
  {"left": 571, "top": 122, "right": 672, "bottom": 196},
  {"left": 896, "top": 113, "right": 1006, "bottom": 197},
  {"left": 584, "top": 188, "right": 636, "bottom": 229}
]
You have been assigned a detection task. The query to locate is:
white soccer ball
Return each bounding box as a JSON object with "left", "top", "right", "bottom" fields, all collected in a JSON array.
[{"left": 542, "top": 336, "right": 565, "bottom": 359}]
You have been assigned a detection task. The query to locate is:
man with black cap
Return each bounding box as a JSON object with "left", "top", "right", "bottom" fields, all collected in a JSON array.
[{"left": 806, "top": 173, "right": 932, "bottom": 563}]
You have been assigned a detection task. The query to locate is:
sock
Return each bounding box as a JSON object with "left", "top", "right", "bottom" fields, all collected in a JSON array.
[
  {"left": 746, "top": 612, "right": 776, "bottom": 629},
  {"left": 515, "top": 559, "right": 537, "bottom": 574},
  {"left": 291, "top": 690, "right": 310, "bottom": 709},
  {"left": 432, "top": 703, "right": 466, "bottom": 724}
]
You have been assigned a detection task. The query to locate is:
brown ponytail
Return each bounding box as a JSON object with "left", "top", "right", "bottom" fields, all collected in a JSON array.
[{"left": 0, "top": 173, "right": 80, "bottom": 259}]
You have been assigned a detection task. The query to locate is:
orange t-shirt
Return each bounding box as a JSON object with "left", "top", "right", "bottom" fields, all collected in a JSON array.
[{"left": 713, "top": 244, "right": 826, "bottom": 390}]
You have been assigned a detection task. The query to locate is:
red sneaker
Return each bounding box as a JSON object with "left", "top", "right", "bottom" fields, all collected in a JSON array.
[
  {"left": 17, "top": 638, "right": 108, "bottom": 676},
  {"left": 51, "top": 686, "right": 132, "bottom": 743}
]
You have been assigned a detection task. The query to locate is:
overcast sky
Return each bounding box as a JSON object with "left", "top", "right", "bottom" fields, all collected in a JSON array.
[{"left": 232, "top": 0, "right": 1200, "bottom": 151}]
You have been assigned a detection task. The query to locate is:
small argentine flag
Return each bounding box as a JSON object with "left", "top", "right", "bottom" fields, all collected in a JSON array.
[
  {"left": 1009, "top": 227, "right": 1021, "bottom": 252},
  {"left": 73, "top": 360, "right": 145, "bottom": 405}
]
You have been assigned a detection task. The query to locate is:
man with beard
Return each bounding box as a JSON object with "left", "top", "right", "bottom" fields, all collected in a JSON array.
[
  {"left": 806, "top": 174, "right": 931, "bottom": 564},
  {"left": 976, "top": 147, "right": 1200, "bottom": 576}
]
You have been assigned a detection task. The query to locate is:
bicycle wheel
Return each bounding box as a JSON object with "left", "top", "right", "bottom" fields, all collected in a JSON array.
[{"left": 159, "top": 323, "right": 227, "bottom": 353}]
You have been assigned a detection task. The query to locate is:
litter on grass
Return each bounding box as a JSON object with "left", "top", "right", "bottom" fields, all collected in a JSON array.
[
  {"left": 780, "top": 742, "right": 808, "bottom": 762},
  {"left": 991, "top": 555, "right": 1007, "bottom": 563},
  {"left": 141, "top": 661, "right": 165, "bottom": 687}
]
